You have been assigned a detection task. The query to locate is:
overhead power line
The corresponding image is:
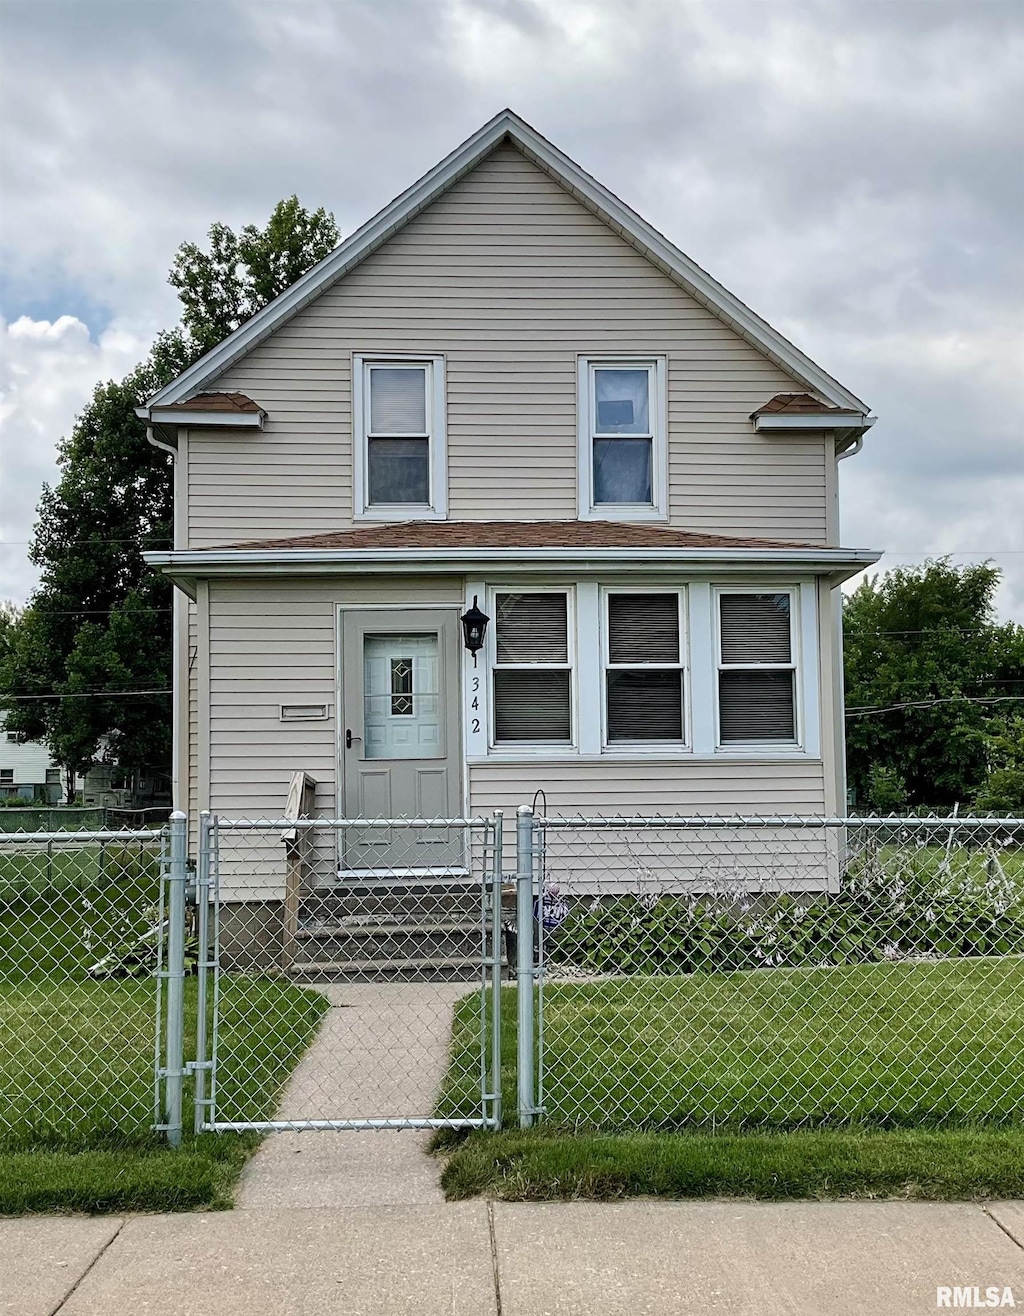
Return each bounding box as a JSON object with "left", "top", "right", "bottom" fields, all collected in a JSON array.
[
  {"left": 1, "top": 689, "right": 172, "bottom": 702},
  {"left": 846, "top": 695, "right": 1024, "bottom": 719}
]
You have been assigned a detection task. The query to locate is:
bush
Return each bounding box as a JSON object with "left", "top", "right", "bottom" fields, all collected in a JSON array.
[{"left": 547, "top": 843, "right": 1024, "bottom": 976}]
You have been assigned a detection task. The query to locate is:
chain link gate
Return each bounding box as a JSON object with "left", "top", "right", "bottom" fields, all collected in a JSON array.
[{"left": 191, "top": 812, "right": 503, "bottom": 1134}]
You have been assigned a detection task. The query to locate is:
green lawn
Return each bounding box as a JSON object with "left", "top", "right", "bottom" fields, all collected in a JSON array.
[
  {"left": 441, "top": 958, "right": 1024, "bottom": 1133},
  {"left": 1, "top": 843, "right": 330, "bottom": 1211},
  {"left": 437, "top": 957, "right": 1024, "bottom": 1200},
  {"left": 440, "top": 1126, "right": 1024, "bottom": 1202}
]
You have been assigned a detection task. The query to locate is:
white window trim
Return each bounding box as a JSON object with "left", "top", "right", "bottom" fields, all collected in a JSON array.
[
  {"left": 462, "top": 577, "right": 820, "bottom": 763},
  {"left": 600, "top": 586, "right": 690, "bottom": 752},
  {"left": 713, "top": 585, "right": 816, "bottom": 754},
  {"left": 577, "top": 356, "right": 668, "bottom": 521},
  {"left": 487, "top": 585, "right": 577, "bottom": 753},
  {"left": 353, "top": 353, "right": 447, "bottom": 520}
]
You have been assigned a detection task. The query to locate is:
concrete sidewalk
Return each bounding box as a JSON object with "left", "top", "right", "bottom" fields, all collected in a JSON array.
[{"left": 6, "top": 1200, "right": 1023, "bottom": 1316}]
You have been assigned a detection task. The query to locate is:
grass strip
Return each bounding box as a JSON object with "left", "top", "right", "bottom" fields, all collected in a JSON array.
[
  {"left": 0, "top": 1137, "right": 259, "bottom": 1214},
  {"left": 440, "top": 1126, "right": 1024, "bottom": 1203}
]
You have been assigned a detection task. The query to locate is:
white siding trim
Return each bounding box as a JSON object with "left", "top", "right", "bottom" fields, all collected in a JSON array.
[
  {"left": 352, "top": 354, "right": 447, "bottom": 520},
  {"left": 462, "top": 580, "right": 488, "bottom": 760},
  {"left": 575, "top": 582, "right": 602, "bottom": 754},
  {"left": 687, "top": 583, "right": 716, "bottom": 756},
  {"left": 577, "top": 355, "right": 668, "bottom": 521}
]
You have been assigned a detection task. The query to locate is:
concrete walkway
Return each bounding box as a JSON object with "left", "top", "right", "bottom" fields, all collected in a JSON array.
[
  {"left": 236, "top": 981, "right": 474, "bottom": 1208},
  {"left": 6, "top": 1201, "right": 1023, "bottom": 1315}
]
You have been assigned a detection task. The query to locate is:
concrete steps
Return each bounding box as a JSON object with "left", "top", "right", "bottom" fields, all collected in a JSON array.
[{"left": 291, "top": 880, "right": 500, "bottom": 982}]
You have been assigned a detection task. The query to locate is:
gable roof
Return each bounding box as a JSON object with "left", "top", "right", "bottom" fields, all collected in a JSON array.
[{"left": 143, "top": 111, "right": 870, "bottom": 416}]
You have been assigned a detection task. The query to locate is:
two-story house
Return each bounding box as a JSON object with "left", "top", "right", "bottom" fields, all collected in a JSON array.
[{"left": 141, "top": 111, "right": 879, "bottom": 886}]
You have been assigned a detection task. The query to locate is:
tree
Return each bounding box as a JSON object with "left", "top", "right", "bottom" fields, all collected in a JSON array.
[
  {"left": 974, "top": 716, "right": 1024, "bottom": 814},
  {"left": 0, "top": 199, "right": 340, "bottom": 779},
  {"left": 843, "top": 560, "right": 1024, "bottom": 810}
]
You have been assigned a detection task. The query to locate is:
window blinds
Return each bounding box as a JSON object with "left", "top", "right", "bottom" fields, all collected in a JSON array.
[
  {"left": 608, "top": 594, "right": 679, "bottom": 664},
  {"left": 493, "top": 593, "right": 571, "bottom": 742},
  {"left": 496, "top": 594, "right": 568, "bottom": 664},
  {"left": 719, "top": 671, "right": 795, "bottom": 741},
  {"left": 607, "top": 671, "right": 683, "bottom": 741},
  {"left": 369, "top": 367, "right": 427, "bottom": 434},
  {"left": 718, "top": 593, "right": 796, "bottom": 741},
  {"left": 720, "top": 594, "right": 791, "bottom": 664},
  {"left": 494, "top": 671, "right": 572, "bottom": 742}
]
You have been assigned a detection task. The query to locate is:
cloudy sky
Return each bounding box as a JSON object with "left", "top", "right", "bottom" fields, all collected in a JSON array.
[{"left": 2, "top": 0, "right": 1022, "bottom": 612}]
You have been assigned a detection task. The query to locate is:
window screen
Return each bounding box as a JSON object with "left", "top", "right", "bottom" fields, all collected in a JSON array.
[
  {"left": 493, "top": 593, "right": 571, "bottom": 743},
  {"left": 591, "top": 366, "right": 654, "bottom": 506},
  {"left": 718, "top": 593, "right": 796, "bottom": 742},
  {"left": 366, "top": 364, "right": 430, "bottom": 504},
  {"left": 605, "top": 593, "right": 684, "bottom": 742}
]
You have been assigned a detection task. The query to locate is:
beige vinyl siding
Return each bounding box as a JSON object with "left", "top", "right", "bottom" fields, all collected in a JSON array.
[
  {"left": 192, "top": 143, "right": 828, "bottom": 547},
  {"left": 469, "top": 758, "right": 826, "bottom": 818},
  {"left": 205, "top": 576, "right": 463, "bottom": 819}
]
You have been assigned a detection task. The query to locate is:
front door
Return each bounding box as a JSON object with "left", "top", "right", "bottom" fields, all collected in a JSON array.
[{"left": 340, "top": 609, "right": 462, "bottom": 871}]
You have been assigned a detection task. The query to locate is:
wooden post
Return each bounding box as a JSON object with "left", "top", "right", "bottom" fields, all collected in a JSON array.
[{"left": 281, "top": 771, "right": 317, "bottom": 970}]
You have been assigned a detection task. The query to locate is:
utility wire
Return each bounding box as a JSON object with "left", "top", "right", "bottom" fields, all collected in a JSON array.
[{"left": 846, "top": 695, "right": 1024, "bottom": 718}]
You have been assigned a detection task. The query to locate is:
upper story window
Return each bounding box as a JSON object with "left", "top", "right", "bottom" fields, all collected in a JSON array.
[
  {"left": 578, "top": 357, "right": 667, "bottom": 521},
  {"left": 492, "top": 591, "right": 573, "bottom": 745},
  {"left": 717, "top": 592, "right": 798, "bottom": 745},
  {"left": 604, "top": 591, "right": 686, "bottom": 745},
  {"left": 354, "top": 355, "right": 447, "bottom": 520}
]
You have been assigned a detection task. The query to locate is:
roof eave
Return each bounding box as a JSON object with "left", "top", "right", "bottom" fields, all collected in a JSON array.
[
  {"left": 753, "top": 413, "right": 876, "bottom": 436},
  {"left": 141, "top": 110, "right": 870, "bottom": 414},
  {"left": 143, "top": 543, "right": 882, "bottom": 589}
]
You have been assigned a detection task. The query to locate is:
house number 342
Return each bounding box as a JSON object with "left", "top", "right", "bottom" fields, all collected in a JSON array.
[{"left": 470, "top": 676, "right": 480, "bottom": 734}]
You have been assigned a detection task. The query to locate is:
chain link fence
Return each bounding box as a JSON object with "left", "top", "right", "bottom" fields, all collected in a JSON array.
[
  {"left": 0, "top": 824, "right": 170, "bottom": 1149},
  {"left": 523, "top": 814, "right": 1024, "bottom": 1133},
  {"left": 195, "top": 814, "right": 503, "bottom": 1132}
]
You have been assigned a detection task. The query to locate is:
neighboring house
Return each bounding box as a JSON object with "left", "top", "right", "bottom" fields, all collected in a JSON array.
[
  {"left": 140, "top": 111, "right": 880, "bottom": 885},
  {"left": 0, "top": 717, "right": 63, "bottom": 802}
]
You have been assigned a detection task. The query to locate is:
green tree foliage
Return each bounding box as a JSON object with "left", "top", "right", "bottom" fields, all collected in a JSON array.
[
  {"left": 0, "top": 199, "right": 340, "bottom": 778},
  {"left": 844, "top": 560, "right": 1024, "bottom": 810},
  {"left": 974, "top": 716, "right": 1024, "bottom": 814},
  {"left": 168, "top": 196, "right": 339, "bottom": 356}
]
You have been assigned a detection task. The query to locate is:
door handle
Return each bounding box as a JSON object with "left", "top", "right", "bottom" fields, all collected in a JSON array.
[{"left": 346, "top": 729, "right": 362, "bottom": 749}]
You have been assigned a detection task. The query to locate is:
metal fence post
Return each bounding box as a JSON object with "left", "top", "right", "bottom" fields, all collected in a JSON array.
[
  {"left": 490, "top": 811, "right": 504, "bottom": 1129},
  {"left": 192, "top": 811, "right": 212, "bottom": 1135},
  {"left": 516, "top": 805, "right": 536, "bottom": 1129},
  {"left": 164, "top": 810, "right": 187, "bottom": 1147}
]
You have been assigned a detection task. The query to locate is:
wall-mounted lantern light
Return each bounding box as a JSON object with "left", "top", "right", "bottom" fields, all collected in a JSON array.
[{"left": 460, "top": 596, "right": 490, "bottom": 665}]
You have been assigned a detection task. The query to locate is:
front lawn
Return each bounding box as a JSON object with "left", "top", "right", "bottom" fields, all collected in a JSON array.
[
  {"left": 0, "top": 977, "right": 328, "bottom": 1212},
  {"left": 437, "top": 956, "right": 1024, "bottom": 1201},
  {"left": 441, "top": 1126, "right": 1024, "bottom": 1202}
]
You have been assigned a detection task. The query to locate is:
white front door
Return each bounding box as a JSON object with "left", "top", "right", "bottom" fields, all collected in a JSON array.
[{"left": 340, "top": 609, "right": 462, "bottom": 870}]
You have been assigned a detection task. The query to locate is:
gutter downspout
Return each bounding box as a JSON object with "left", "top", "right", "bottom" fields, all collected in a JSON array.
[{"left": 145, "top": 425, "right": 183, "bottom": 812}]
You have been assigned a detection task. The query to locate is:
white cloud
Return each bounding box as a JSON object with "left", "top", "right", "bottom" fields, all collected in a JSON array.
[
  {"left": 0, "top": 0, "right": 1021, "bottom": 615},
  {"left": 0, "top": 314, "right": 153, "bottom": 604}
]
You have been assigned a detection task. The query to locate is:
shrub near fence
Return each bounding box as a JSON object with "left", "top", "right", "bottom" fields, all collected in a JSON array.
[{"left": 531, "top": 817, "right": 1024, "bottom": 1132}]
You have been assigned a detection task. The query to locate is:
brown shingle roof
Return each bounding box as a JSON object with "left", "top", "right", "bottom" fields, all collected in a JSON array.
[
  {"left": 218, "top": 521, "right": 817, "bottom": 552},
  {"left": 751, "top": 393, "right": 847, "bottom": 417},
  {"left": 160, "top": 392, "right": 263, "bottom": 413}
]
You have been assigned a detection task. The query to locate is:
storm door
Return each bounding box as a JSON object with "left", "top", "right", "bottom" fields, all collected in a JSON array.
[{"left": 340, "top": 609, "right": 462, "bottom": 870}]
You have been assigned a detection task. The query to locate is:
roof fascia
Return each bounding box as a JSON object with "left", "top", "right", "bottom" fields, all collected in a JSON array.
[
  {"left": 144, "top": 543, "right": 881, "bottom": 588},
  {"left": 143, "top": 110, "right": 869, "bottom": 414},
  {"left": 141, "top": 406, "right": 264, "bottom": 429},
  {"left": 753, "top": 413, "right": 877, "bottom": 434}
]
